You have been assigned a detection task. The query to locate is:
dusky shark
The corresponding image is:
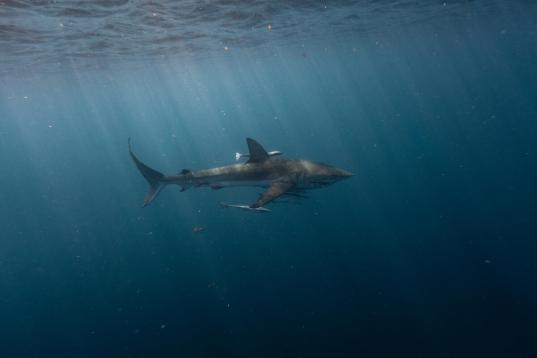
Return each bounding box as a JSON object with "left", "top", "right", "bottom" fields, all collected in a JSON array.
[{"left": 129, "top": 138, "right": 352, "bottom": 212}]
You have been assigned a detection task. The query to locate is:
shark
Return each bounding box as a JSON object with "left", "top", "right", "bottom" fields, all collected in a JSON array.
[{"left": 129, "top": 138, "right": 352, "bottom": 212}]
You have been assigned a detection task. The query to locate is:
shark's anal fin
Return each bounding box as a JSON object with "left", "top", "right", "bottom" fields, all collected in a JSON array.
[
  {"left": 251, "top": 181, "right": 294, "bottom": 208},
  {"left": 178, "top": 169, "right": 192, "bottom": 192},
  {"left": 245, "top": 138, "right": 270, "bottom": 163}
]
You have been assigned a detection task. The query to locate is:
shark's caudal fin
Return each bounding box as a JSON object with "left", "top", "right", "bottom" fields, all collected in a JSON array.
[{"left": 128, "top": 138, "right": 166, "bottom": 207}]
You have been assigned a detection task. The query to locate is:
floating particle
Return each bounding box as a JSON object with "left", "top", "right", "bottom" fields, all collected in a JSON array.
[
  {"left": 267, "top": 24, "right": 272, "bottom": 31},
  {"left": 224, "top": 46, "right": 229, "bottom": 51}
]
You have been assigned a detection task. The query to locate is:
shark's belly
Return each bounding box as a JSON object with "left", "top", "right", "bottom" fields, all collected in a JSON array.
[
  {"left": 296, "top": 182, "right": 323, "bottom": 189},
  {"left": 215, "top": 180, "right": 272, "bottom": 188}
]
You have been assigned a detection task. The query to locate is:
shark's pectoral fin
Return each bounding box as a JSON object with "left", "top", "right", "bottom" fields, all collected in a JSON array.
[
  {"left": 251, "top": 181, "right": 295, "bottom": 208},
  {"left": 220, "top": 181, "right": 293, "bottom": 212}
]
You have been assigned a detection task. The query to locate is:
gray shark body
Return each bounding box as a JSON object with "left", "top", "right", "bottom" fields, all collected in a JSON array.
[{"left": 129, "top": 138, "right": 352, "bottom": 211}]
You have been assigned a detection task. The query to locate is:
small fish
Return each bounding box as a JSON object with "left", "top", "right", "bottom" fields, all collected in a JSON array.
[
  {"left": 220, "top": 202, "right": 271, "bottom": 213},
  {"left": 193, "top": 226, "right": 205, "bottom": 233}
]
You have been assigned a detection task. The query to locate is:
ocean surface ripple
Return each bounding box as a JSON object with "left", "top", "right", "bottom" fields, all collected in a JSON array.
[{"left": 0, "top": 0, "right": 515, "bottom": 71}]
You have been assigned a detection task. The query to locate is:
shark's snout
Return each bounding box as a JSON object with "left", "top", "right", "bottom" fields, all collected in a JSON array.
[{"left": 337, "top": 168, "right": 353, "bottom": 178}]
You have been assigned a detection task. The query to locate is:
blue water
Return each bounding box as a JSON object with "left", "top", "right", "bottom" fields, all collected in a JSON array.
[{"left": 1, "top": 1, "right": 537, "bottom": 357}]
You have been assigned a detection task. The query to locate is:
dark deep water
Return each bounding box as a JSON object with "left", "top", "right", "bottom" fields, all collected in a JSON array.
[{"left": 1, "top": 1, "right": 537, "bottom": 357}]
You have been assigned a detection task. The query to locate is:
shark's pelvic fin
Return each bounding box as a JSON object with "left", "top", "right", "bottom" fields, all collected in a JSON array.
[
  {"left": 245, "top": 138, "right": 270, "bottom": 163},
  {"left": 128, "top": 138, "right": 166, "bottom": 207},
  {"left": 251, "top": 181, "right": 294, "bottom": 208}
]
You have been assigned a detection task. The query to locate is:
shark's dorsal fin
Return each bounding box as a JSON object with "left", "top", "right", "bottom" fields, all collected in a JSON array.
[{"left": 246, "top": 138, "right": 269, "bottom": 163}]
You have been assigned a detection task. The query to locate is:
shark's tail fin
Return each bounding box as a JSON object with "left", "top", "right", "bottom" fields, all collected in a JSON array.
[{"left": 128, "top": 138, "right": 166, "bottom": 207}]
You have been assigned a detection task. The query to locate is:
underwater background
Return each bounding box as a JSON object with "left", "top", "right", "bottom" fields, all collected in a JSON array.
[{"left": 1, "top": 1, "right": 537, "bottom": 357}]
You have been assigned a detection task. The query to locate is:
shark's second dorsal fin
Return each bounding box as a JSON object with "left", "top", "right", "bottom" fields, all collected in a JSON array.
[{"left": 246, "top": 138, "right": 269, "bottom": 163}]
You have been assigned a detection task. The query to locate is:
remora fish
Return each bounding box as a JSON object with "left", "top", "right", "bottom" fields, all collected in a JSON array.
[{"left": 129, "top": 138, "right": 352, "bottom": 212}]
